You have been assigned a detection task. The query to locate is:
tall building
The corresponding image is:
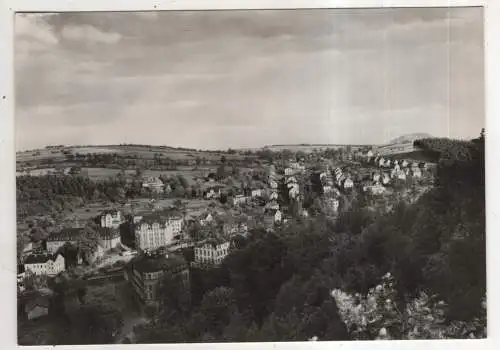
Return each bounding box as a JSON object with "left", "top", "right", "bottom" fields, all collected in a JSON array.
[
  {"left": 97, "top": 227, "right": 122, "bottom": 250},
  {"left": 193, "top": 239, "right": 230, "bottom": 267},
  {"left": 100, "top": 209, "right": 122, "bottom": 229},
  {"left": 135, "top": 212, "right": 183, "bottom": 252},
  {"left": 125, "top": 253, "right": 190, "bottom": 308}
]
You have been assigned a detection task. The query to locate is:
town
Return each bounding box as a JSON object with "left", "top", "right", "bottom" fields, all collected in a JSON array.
[{"left": 16, "top": 135, "right": 445, "bottom": 344}]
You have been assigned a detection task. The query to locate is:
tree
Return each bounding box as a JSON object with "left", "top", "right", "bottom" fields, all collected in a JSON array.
[{"left": 198, "top": 287, "right": 237, "bottom": 336}]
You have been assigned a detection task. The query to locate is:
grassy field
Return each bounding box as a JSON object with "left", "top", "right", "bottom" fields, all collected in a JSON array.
[
  {"left": 81, "top": 166, "right": 215, "bottom": 184},
  {"left": 16, "top": 144, "right": 253, "bottom": 166},
  {"left": 127, "top": 198, "right": 221, "bottom": 218}
]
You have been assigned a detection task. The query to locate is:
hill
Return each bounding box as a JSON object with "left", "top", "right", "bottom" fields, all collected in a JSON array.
[{"left": 388, "top": 133, "right": 432, "bottom": 145}]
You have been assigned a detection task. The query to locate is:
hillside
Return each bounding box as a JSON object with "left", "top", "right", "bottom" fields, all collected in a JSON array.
[
  {"left": 16, "top": 144, "right": 252, "bottom": 169},
  {"left": 387, "top": 133, "right": 432, "bottom": 145}
]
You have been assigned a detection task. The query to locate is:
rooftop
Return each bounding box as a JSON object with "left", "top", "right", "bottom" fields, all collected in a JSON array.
[
  {"left": 47, "top": 228, "right": 83, "bottom": 241},
  {"left": 97, "top": 227, "right": 120, "bottom": 239},
  {"left": 101, "top": 209, "right": 120, "bottom": 216},
  {"left": 24, "top": 253, "right": 61, "bottom": 264}
]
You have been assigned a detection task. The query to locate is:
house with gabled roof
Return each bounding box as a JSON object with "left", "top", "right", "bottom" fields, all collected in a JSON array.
[{"left": 24, "top": 253, "right": 65, "bottom": 276}]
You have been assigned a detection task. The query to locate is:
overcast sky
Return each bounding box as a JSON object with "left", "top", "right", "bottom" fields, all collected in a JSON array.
[{"left": 15, "top": 8, "right": 484, "bottom": 151}]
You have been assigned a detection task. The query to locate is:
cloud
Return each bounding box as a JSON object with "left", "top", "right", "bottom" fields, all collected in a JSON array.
[
  {"left": 61, "top": 24, "right": 122, "bottom": 44},
  {"left": 16, "top": 14, "right": 59, "bottom": 46},
  {"left": 14, "top": 8, "right": 484, "bottom": 151}
]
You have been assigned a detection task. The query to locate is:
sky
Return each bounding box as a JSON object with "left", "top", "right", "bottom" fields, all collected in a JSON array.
[{"left": 14, "top": 8, "right": 484, "bottom": 151}]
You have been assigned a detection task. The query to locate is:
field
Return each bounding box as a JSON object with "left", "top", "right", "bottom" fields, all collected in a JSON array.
[
  {"left": 81, "top": 166, "right": 214, "bottom": 183},
  {"left": 264, "top": 144, "right": 368, "bottom": 153}
]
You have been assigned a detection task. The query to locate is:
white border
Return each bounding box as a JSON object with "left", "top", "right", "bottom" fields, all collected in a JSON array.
[{"left": 0, "top": 1, "right": 498, "bottom": 350}]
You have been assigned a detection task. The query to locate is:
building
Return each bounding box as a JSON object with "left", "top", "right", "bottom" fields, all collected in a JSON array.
[
  {"left": 24, "top": 253, "right": 65, "bottom": 276},
  {"left": 125, "top": 253, "right": 190, "bottom": 308},
  {"left": 100, "top": 209, "right": 122, "bottom": 229},
  {"left": 378, "top": 157, "right": 386, "bottom": 167},
  {"left": 222, "top": 222, "right": 248, "bottom": 237},
  {"left": 251, "top": 188, "right": 264, "bottom": 198},
  {"left": 269, "top": 191, "right": 278, "bottom": 200},
  {"left": 323, "top": 185, "right": 334, "bottom": 194},
  {"left": 194, "top": 239, "right": 231, "bottom": 266},
  {"left": 412, "top": 167, "right": 422, "bottom": 178},
  {"left": 365, "top": 183, "right": 386, "bottom": 195},
  {"left": 284, "top": 167, "right": 294, "bottom": 176},
  {"left": 142, "top": 177, "right": 165, "bottom": 193},
  {"left": 265, "top": 200, "right": 280, "bottom": 211},
  {"left": 396, "top": 169, "right": 407, "bottom": 180},
  {"left": 97, "top": 227, "right": 122, "bottom": 250},
  {"left": 343, "top": 178, "right": 354, "bottom": 190},
  {"left": 199, "top": 213, "right": 213, "bottom": 226},
  {"left": 269, "top": 180, "right": 278, "bottom": 189},
  {"left": 135, "top": 212, "right": 183, "bottom": 252},
  {"left": 382, "top": 173, "right": 391, "bottom": 185},
  {"left": 232, "top": 194, "right": 249, "bottom": 206},
  {"left": 205, "top": 186, "right": 222, "bottom": 200},
  {"left": 46, "top": 228, "right": 82, "bottom": 254}
]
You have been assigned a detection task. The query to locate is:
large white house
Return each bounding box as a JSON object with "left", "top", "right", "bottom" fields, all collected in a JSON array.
[
  {"left": 100, "top": 209, "right": 122, "bottom": 229},
  {"left": 194, "top": 240, "right": 231, "bottom": 266},
  {"left": 24, "top": 253, "right": 65, "bottom": 276},
  {"left": 135, "top": 212, "right": 183, "bottom": 252},
  {"left": 232, "top": 194, "right": 248, "bottom": 206},
  {"left": 142, "top": 177, "right": 165, "bottom": 193}
]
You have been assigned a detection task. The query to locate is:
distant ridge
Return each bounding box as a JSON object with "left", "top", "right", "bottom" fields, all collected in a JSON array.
[{"left": 387, "top": 133, "right": 432, "bottom": 145}]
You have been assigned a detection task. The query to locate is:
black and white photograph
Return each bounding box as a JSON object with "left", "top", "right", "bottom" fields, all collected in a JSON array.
[{"left": 13, "top": 5, "right": 486, "bottom": 346}]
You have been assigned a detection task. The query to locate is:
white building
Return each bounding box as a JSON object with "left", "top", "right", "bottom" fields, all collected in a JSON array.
[
  {"left": 142, "top": 177, "right": 165, "bottom": 193},
  {"left": 199, "top": 213, "right": 213, "bottom": 226},
  {"left": 366, "top": 183, "right": 386, "bottom": 195},
  {"left": 24, "top": 253, "right": 65, "bottom": 276},
  {"left": 205, "top": 187, "right": 221, "bottom": 200},
  {"left": 412, "top": 167, "right": 422, "bottom": 178},
  {"left": 269, "top": 191, "right": 278, "bottom": 200},
  {"left": 343, "top": 178, "right": 354, "bottom": 189},
  {"left": 135, "top": 213, "right": 183, "bottom": 252},
  {"left": 251, "top": 188, "right": 264, "bottom": 198},
  {"left": 194, "top": 240, "right": 231, "bottom": 266},
  {"left": 232, "top": 194, "right": 248, "bottom": 206},
  {"left": 100, "top": 209, "right": 122, "bottom": 229}
]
